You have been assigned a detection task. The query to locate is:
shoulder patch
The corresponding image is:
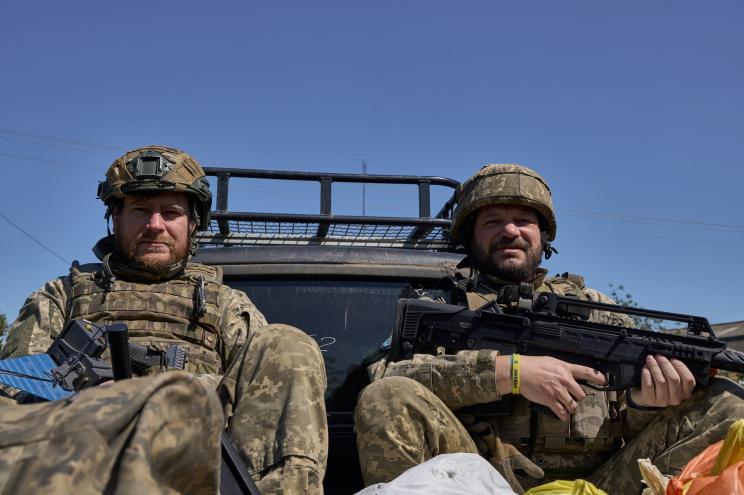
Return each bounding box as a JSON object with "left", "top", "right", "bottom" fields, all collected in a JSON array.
[
  {"left": 70, "top": 262, "right": 102, "bottom": 274},
  {"left": 542, "top": 273, "right": 585, "bottom": 298},
  {"left": 560, "top": 272, "right": 585, "bottom": 289},
  {"left": 185, "top": 263, "right": 223, "bottom": 283}
]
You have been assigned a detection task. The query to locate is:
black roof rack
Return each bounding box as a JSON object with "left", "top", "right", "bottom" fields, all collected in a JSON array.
[{"left": 196, "top": 167, "right": 460, "bottom": 251}]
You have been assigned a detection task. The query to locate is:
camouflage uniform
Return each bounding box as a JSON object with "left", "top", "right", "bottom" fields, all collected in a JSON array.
[
  {"left": 0, "top": 144, "right": 327, "bottom": 494},
  {"left": 355, "top": 162, "right": 744, "bottom": 495},
  {"left": 0, "top": 251, "right": 328, "bottom": 494},
  {"left": 0, "top": 370, "right": 224, "bottom": 494},
  {"left": 354, "top": 271, "right": 744, "bottom": 494}
]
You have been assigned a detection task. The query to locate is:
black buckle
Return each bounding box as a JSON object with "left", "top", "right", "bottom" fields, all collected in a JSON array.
[{"left": 127, "top": 151, "right": 172, "bottom": 179}]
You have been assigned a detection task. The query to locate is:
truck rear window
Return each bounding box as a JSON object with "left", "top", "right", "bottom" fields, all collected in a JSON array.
[{"left": 226, "top": 279, "right": 412, "bottom": 409}]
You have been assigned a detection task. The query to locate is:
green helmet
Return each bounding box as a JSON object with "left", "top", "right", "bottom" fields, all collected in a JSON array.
[
  {"left": 450, "top": 163, "right": 557, "bottom": 243},
  {"left": 97, "top": 145, "right": 212, "bottom": 230}
]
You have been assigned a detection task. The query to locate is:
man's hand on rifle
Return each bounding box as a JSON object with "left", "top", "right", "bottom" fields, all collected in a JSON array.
[
  {"left": 630, "top": 355, "right": 696, "bottom": 408},
  {"left": 496, "top": 355, "right": 607, "bottom": 421}
]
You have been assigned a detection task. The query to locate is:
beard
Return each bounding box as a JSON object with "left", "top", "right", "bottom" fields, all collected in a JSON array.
[
  {"left": 115, "top": 231, "right": 189, "bottom": 275},
  {"left": 471, "top": 237, "right": 543, "bottom": 283}
]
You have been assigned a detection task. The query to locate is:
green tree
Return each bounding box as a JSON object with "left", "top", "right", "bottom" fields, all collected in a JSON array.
[
  {"left": 608, "top": 283, "right": 665, "bottom": 331},
  {"left": 608, "top": 285, "right": 744, "bottom": 383},
  {"left": 0, "top": 312, "right": 6, "bottom": 350}
]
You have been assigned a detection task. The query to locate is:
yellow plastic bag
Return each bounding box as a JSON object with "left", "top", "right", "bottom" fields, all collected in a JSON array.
[
  {"left": 525, "top": 479, "right": 607, "bottom": 495},
  {"left": 666, "top": 418, "right": 744, "bottom": 495}
]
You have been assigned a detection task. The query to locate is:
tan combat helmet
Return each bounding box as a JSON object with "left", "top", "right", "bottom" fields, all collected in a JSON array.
[
  {"left": 450, "top": 164, "right": 557, "bottom": 252},
  {"left": 97, "top": 145, "right": 212, "bottom": 230}
]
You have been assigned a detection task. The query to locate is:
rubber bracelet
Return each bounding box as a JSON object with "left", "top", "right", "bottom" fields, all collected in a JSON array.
[{"left": 511, "top": 354, "right": 521, "bottom": 395}]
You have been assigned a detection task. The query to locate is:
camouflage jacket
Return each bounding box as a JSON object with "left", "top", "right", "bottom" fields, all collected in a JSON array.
[
  {"left": 0, "top": 257, "right": 267, "bottom": 394},
  {"left": 367, "top": 268, "right": 658, "bottom": 453}
]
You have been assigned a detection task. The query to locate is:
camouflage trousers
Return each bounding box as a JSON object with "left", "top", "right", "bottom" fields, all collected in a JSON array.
[
  {"left": 0, "top": 371, "right": 223, "bottom": 494},
  {"left": 355, "top": 376, "right": 744, "bottom": 495},
  {"left": 587, "top": 376, "right": 744, "bottom": 494},
  {"left": 0, "top": 323, "right": 328, "bottom": 495},
  {"left": 219, "top": 323, "right": 328, "bottom": 494}
]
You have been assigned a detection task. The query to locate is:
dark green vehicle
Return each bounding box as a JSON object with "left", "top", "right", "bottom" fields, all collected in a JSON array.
[{"left": 192, "top": 167, "right": 464, "bottom": 494}]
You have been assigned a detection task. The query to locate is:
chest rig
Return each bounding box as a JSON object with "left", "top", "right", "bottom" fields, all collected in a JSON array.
[
  {"left": 66, "top": 262, "right": 225, "bottom": 375},
  {"left": 453, "top": 272, "right": 622, "bottom": 466}
]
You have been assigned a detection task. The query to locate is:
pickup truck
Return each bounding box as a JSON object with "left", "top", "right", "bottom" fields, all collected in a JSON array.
[{"left": 193, "top": 166, "right": 464, "bottom": 493}]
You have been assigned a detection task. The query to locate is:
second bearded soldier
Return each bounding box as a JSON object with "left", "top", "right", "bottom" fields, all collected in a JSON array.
[{"left": 354, "top": 164, "right": 744, "bottom": 494}]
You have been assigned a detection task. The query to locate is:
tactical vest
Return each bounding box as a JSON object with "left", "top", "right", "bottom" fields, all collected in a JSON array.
[
  {"left": 67, "top": 262, "right": 226, "bottom": 375},
  {"left": 463, "top": 273, "right": 622, "bottom": 467}
]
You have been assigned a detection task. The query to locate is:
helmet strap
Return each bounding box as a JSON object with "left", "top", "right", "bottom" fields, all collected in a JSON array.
[
  {"left": 186, "top": 200, "right": 200, "bottom": 256},
  {"left": 542, "top": 231, "right": 558, "bottom": 259},
  {"left": 105, "top": 209, "right": 113, "bottom": 237},
  {"left": 100, "top": 253, "right": 116, "bottom": 292},
  {"left": 189, "top": 235, "right": 199, "bottom": 257}
]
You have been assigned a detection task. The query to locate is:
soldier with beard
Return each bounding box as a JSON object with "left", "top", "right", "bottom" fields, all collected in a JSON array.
[
  {"left": 0, "top": 146, "right": 327, "bottom": 494},
  {"left": 354, "top": 164, "right": 744, "bottom": 494}
]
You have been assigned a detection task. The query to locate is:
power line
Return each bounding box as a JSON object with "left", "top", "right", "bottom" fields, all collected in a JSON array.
[
  {"left": 0, "top": 135, "right": 118, "bottom": 156},
  {"left": 362, "top": 160, "right": 368, "bottom": 216},
  {"left": 0, "top": 128, "right": 122, "bottom": 153},
  {"left": 2, "top": 146, "right": 740, "bottom": 236},
  {"left": 559, "top": 222, "right": 744, "bottom": 246},
  {"left": 561, "top": 208, "right": 744, "bottom": 233},
  {"left": 0, "top": 211, "right": 70, "bottom": 265},
  {"left": 1, "top": 127, "right": 741, "bottom": 235},
  {"left": 0, "top": 152, "right": 96, "bottom": 169}
]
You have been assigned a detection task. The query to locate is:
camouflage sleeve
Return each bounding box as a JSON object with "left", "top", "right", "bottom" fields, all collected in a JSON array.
[
  {"left": 215, "top": 285, "right": 268, "bottom": 371},
  {"left": 362, "top": 289, "right": 501, "bottom": 411},
  {"left": 367, "top": 349, "right": 501, "bottom": 411},
  {"left": 0, "top": 277, "right": 70, "bottom": 359},
  {"left": 582, "top": 287, "right": 637, "bottom": 327},
  {"left": 620, "top": 392, "right": 661, "bottom": 438}
]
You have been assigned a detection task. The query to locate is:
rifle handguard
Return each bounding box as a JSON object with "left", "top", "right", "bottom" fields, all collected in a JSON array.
[{"left": 48, "top": 320, "right": 188, "bottom": 392}]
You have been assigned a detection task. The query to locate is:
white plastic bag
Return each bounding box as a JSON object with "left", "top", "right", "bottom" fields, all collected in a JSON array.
[{"left": 355, "top": 453, "right": 517, "bottom": 495}]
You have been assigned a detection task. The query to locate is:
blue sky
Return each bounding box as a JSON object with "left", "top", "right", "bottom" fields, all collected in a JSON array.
[{"left": 1, "top": 1, "right": 742, "bottom": 325}]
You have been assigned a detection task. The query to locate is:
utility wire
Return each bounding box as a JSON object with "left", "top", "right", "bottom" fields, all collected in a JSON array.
[
  {"left": 0, "top": 135, "right": 120, "bottom": 156},
  {"left": 2, "top": 145, "right": 740, "bottom": 236},
  {"left": 0, "top": 128, "right": 121, "bottom": 153},
  {"left": 0, "top": 211, "right": 70, "bottom": 265},
  {"left": 0, "top": 152, "right": 96, "bottom": 169},
  {"left": 559, "top": 222, "right": 744, "bottom": 246},
  {"left": 562, "top": 208, "right": 744, "bottom": 231},
  {"left": 1, "top": 127, "right": 741, "bottom": 236}
]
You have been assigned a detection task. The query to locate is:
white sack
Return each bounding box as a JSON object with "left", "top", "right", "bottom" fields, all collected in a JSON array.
[{"left": 355, "top": 453, "right": 517, "bottom": 495}]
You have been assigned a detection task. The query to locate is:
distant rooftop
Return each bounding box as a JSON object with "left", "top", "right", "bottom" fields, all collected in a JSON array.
[{"left": 712, "top": 321, "right": 744, "bottom": 352}]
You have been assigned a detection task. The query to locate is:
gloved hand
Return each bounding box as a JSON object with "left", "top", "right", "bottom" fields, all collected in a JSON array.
[
  {"left": 460, "top": 415, "right": 544, "bottom": 494},
  {"left": 489, "top": 436, "right": 544, "bottom": 494}
]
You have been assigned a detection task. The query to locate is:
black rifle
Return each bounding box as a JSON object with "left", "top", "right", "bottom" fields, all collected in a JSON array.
[{"left": 389, "top": 286, "right": 744, "bottom": 400}]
